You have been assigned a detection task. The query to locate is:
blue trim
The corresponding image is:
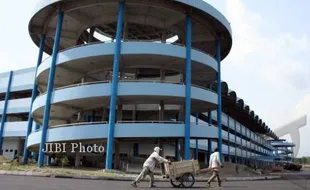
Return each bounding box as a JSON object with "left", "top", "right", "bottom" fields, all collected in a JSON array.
[
  {"left": 227, "top": 114, "right": 230, "bottom": 159},
  {"left": 23, "top": 34, "right": 45, "bottom": 164},
  {"left": 0, "top": 71, "right": 13, "bottom": 152},
  {"left": 106, "top": 0, "right": 124, "bottom": 170},
  {"left": 175, "top": 139, "right": 179, "bottom": 161},
  {"left": 32, "top": 82, "right": 218, "bottom": 115},
  {"left": 27, "top": 124, "right": 221, "bottom": 147},
  {"left": 195, "top": 139, "right": 198, "bottom": 159},
  {"left": 38, "top": 10, "right": 64, "bottom": 168},
  {"left": 184, "top": 15, "right": 192, "bottom": 160},
  {"left": 216, "top": 40, "right": 222, "bottom": 162}
]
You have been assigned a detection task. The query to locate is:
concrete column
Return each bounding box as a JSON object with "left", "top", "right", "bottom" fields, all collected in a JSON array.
[
  {"left": 102, "top": 108, "right": 107, "bottom": 121},
  {"left": 133, "top": 143, "right": 139, "bottom": 157},
  {"left": 158, "top": 139, "right": 165, "bottom": 174},
  {"left": 46, "top": 156, "right": 51, "bottom": 166},
  {"left": 123, "top": 8, "right": 128, "bottom": 40},
  {"left": 88, "top": 27, "right": 95, "bottom": 43},
  {"left": 117, "top": 104, "right": 122, "bottom": 121},
  {"left": 160, "top": 69, "right": 165, "bottom": 81},
  {"left": 195, "top": 139, "right": 198, "bottom": 160},
  {"left": 207, "top": 139, "right": 212, "bottom": 165},
  {"left": 178, "top": 105, "right": 184, "bottom": 122},
  {"left": 161, "top": 30, "right": 166, "bottom": 43},
  {"left": 75, "top": 153, "right": 80, "bottom": 167},
  {"left": 132, "top": 105, "right": 137, "bottom": 121},
  {"left": 175, "top": 139, "right": 179, "bottom": 161},
  {"left": 114, "top": 140, "right": 120, "bottom": 169},
  {"left": 205, "top": 152, "right": 208, "bottom": 165},
  {"left": 159, "top": 101, "right": 164, "bottom": 121},
  {"left": 77, "top": 112, "right": 83, "bottom": 123},
  {"left": 208, "top": 111, "right": 212, "bottom": 126},
  {"left": 179, "top": 139, "right": 184, "bottom": 160}
]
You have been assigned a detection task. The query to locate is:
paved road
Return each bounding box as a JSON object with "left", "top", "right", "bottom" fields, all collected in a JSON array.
[{"left": 0, "top": 175, "right": 307, "bottom": 190}]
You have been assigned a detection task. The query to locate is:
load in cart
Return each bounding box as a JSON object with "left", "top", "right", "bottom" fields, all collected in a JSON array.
[{"left": 164, "top": 159, "right": 200, "bottom": 188}]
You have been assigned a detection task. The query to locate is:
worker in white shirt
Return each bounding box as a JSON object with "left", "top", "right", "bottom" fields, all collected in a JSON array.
[
  {"left": 131, "top": 146, "right": 171, "bottom": 188},
  {"left": 207, "top": 147, "right": 223, "bottom": 187}
]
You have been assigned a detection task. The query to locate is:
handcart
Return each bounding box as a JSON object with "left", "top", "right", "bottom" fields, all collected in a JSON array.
[{"left": 164, "top": 160, "right": 200, "bottom": 188}]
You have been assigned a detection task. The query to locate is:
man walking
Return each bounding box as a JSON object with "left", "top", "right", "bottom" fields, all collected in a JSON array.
[
  {"left": 207, "top": 147, "right": 223, "bottom": 187},
  {"left": 131, "top": 146, "right": 170, "bottom": 188}
]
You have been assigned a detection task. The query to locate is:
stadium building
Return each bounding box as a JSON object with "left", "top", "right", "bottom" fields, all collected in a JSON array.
[{"left": 0, "top": 0, "right": 294, "bottom": 169}]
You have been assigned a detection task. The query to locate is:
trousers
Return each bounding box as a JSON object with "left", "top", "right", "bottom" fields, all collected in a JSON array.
[
  {"left": 207, "top": 170, "right": 221, "bottom": 185},
  {"left": 134, "top": 167, "right": 154, "bottom": 185}
]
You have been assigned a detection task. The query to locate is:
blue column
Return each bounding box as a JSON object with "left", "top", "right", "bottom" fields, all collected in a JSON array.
[
  {"left": 195, "top": 139, "right": 198, "bottom": 159},
  {"left": 105, "top": 1, "right": 124, "bottom": 170},
  {"left": 184, "top": 14, "right": 192, "bottom": 160},
  {"left": 227, "top": 114, "right": 230, "bottom": 160},
  {"left": 216, "top": 40, "right": 222, "bottom": 161},
  {"left": 38, "top": 10, "right": 64, "bottom": 168},
  {"left": 208, "top": 111, "right": 212, "bottom": 125},
  {"left": 0, "top": 71, "right": 13, "bottom": 153},
  {"left": 175, "top": 139, "right": 179, "bottom": 161},
  {"left": 195, "top": 113, "right": 198, "bottom": 125},
  {"left": 23, "top": 34, "right": 45, "bottom": 164},
  {"left": 234, "top": 120, "right": 237, "bottom": 163}
]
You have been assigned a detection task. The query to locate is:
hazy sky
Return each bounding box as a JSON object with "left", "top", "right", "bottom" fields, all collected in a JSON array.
[{"left": 0, "top": 0, "right": 309, "bottom": 156}]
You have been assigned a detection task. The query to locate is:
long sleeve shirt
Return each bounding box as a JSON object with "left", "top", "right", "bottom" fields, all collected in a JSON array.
[
  {"left": 209, "top": 151, "right": 222, "bottom": 171},
  {"left": 143, "top": 152, "right": 169, "bottom": 172}
]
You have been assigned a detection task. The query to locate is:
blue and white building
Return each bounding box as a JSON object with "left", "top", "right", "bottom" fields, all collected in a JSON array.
[{"left": 0, "top": 0, "right": 293, "bottom": 169}]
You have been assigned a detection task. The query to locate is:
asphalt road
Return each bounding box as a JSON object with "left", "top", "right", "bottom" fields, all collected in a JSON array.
[{"left": 0, "top": 175, "right": 307, "bottom": 190}]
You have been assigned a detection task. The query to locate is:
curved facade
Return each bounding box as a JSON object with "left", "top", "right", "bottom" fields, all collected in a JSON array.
[
  {"left": 0, "top": 0, "right": 294, "bottom": 170},
  {"left": 27, "top": 0, "right": 233, "bottom": 169}
]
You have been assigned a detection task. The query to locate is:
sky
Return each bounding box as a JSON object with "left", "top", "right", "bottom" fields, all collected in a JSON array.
[{"left": 0, "top": 1, "right": 309, "bottom": 156}]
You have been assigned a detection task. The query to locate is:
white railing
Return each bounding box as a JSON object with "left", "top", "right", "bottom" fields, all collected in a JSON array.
[
  {"left": 51, "top": 121, "right": 109, "bottom": 128},
  {"left": 34, "top": 120, "right": 184, "bottom": 131},
  {"left": 41, "top": 40, "right": 216, "bottom": 65},
  {"left": 39, "top": 80, "right": 216, "bottom": 96}
]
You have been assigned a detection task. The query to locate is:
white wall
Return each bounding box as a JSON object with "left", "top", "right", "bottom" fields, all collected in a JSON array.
[{"left": 2, "top": 139, "right": 20, "bottom": 159}]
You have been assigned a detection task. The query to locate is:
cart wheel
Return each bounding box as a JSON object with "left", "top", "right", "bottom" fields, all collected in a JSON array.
[
  {"left": 170, "top": 177, "right": 182, "bottom": 188},
  {"left": 181, "top": 173, "right": 195, "bottom": 188}
]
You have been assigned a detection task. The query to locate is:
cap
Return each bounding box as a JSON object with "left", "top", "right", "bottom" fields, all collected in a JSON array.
[{"left": 154, "top": 147, "right": 162, "bottom": 152}]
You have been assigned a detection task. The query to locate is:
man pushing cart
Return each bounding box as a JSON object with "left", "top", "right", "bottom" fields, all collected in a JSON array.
[
  {"left": 131, "top": 146, "right": 171, "bottom": 188},
  {"left": 131, "top": 146, "right": 223, "bottom": 188}
]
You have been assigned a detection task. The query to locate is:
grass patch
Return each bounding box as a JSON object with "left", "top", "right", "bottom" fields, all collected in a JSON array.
[{"left": 0, "top": 164, "right": 127, "bottom": 177}]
